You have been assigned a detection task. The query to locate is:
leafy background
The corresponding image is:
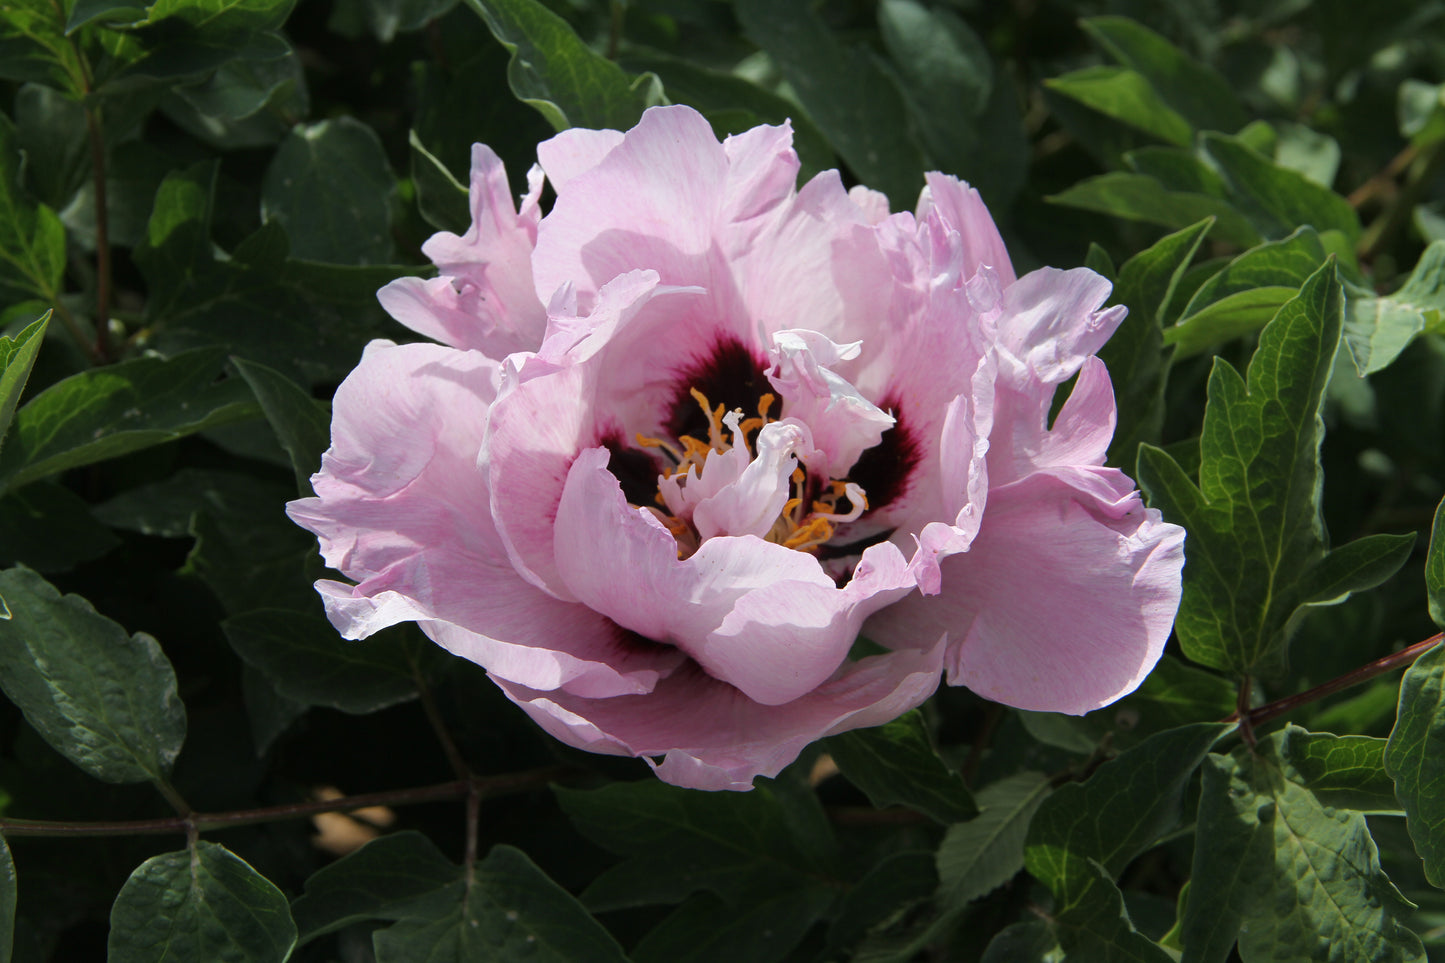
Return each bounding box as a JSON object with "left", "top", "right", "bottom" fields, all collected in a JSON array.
[{"left": 1, "top": 0, "right": 1444, "bottom": 959}]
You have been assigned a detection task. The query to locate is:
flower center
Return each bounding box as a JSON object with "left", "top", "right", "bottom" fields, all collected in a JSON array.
[{"left": 633, "top": 387, "right": 867, "bottom": 558}]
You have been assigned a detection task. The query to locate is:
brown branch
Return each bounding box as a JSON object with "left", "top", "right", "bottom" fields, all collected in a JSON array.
[
  {"left": 0, "top": 767, "right": 570, "bottom": 840},
  {"left": 1225, "top": 632, "right": 1444, "bottom": 731}
]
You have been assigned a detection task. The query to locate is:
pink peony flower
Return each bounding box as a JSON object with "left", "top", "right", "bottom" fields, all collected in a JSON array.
[{"left": 287, "top": 106, "right": 1185, "bottom": 791}]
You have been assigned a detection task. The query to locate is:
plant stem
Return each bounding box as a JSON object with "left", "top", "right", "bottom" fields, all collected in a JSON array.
[
  {"left": 413, "top": 660, "right": 472, "bottom": 781},
  {"left": 1226, "top": 632, "right": 1444, "bottom": 731},
  {"left": 153, "top": 777, "right": 193, "bottom": 817},
  {"left": 0, "top": 768, "right": 570, "bottom": 839},
  {"left": 1358, "top": 139, "right": 1445, "bottom": 263}
]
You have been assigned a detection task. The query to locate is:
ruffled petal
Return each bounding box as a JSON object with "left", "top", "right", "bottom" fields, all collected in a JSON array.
[
  {"left": 916, "top": 173, "right": 1016, "bottom": 285},
  {"left": 377, "top": 144, "right": 547, "bottom": 355},
  {"left": 287, "top": 341, "right": 682, "bottom": 699},
  {"left": 493, "top": 634, "right": 945, "bottom": 790},
  {"left": 766, "top": 329, "right": 895, "bottom": 479},
  {"left": 867, "top": 467, "right": 1185, "bottom": 715}
]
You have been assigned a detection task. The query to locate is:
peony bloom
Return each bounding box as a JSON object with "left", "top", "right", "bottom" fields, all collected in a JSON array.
[{"left": 287, "top": 106, "right": 1185, "bottom": 791}]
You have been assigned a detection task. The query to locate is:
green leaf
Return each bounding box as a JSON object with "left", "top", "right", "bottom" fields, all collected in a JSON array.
[
  {"left": 1045, "top": 66, "right": 1194, "bottom": 146},
  {"left": 1199, "top": 133, "right": 1361, "bottom": 242},
  {"left": 936, "top": 771, "right": 1051, "bottom": 907},
  {"left": 556, "top": 780, "right": 836, "bottom": 912},
  {"left": 0, "top": 116, "right": 66, "bottom": 307},
  {"left": 1047, "top": 172, "right": 1260, "bottom": 248},
  {"left": 463, "top": 0, "right": 660, "bottom": 132},
  {"left": 1276, "top": 729, "right": 1399, "bottom": 813},
  {"left": 410, "top": 130, "right": 471, "bottom": 235},
  {"left": 874, "top": 0, "right": 1025, "bottom": 203},
  {"left": 1055, "top": 860, "right": 1175, "bottom": 963},
  {"left": 1344, "top": 241, "right": 1445, "bottom": 375},
  {"left": 0, "top": 566, "right": 185, "bottom": 784},
  {"left": 1186, "top": 732, "right": 1425, "bottom": 963},
  {"left": 1136, "top": 262, "right": 1412, "bottom": 675},
  {"left": 0, "top": 834, "right": 13, "bottom": 963},
  {"left": 0, "top": 481, "right": 119, "bottom": 572},
  {"left": 222, "top": 610, "right": 418, "bottom": 715},
  {"left": 1099, "top": 218, "right": 1210, "bottom": 465},
  {"left": 824, "top": 710, "right": 977, "bottom": 824},
  {"left": 334, "top": 0, "right": 456, "bottom": 42},
  {"left": 108, "top": 841, "right": 297, "bottom": 963},
  {"left": 261, "top": 118, "right": 397, "bottom": 264},
  {"left": 291, "top": 831, "right": 461, "bottom": 944},
  {"left": 1165, "top": 287, "right": 1299, "bottom": 358},
  {"left": 980, "top": 921, "right": 1058, "bottom": 963},
  {"left": 95, "top": 468, "right": 282, "bottom": 538},
  {"left": 1026, "top": 723, "right": 1226, "bottom": 893},
  {"left": 1079, "top": 17, "right": 1247, "bottom": 134},
  {"left": 0, "top": 348, "right": 259, "bottom": 492},
  {"left": 184, "top": 484, "right": 319, "bottom": 615},
  {"left": 232, "top": 358, "right": 330, "bottom": 496},
  {"left": 0, "top": 0, "right": 84, "bottom": 92},
  {"left": 824, "top": 850, "right": 936, "bottom": 958},
  {"left": 1428, "top": 496, "right": 1445, "bottom": 628},
  {"left": 631, "top": 888, "right": 835, "bottom": 963},
  {"left": 0, "top": 313, "right": 48, "bottom": 455},
  {"left": 1385, "top": 641, "right": 1445, "bottom": 888},
  {"left": 371, "top": 845, "right": 629, "bottom": 963},
  {"left": 1181, "top": 227, "right": 1330, "bottom": 316},
  {"left": 735, "top": 0, "right": 925, "bottom": 211},
  {"left": 65, "top": 0, "right": 148, "bottom": 32}
]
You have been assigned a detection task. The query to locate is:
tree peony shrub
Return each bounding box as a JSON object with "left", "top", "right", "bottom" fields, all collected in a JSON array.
[{"left": 287, "top": 105, "right": 1185, "bottom": 790}]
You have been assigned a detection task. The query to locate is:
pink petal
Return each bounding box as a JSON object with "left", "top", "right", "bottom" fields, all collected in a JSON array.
[
  {"left": 493, "top": 635, "right": 945, "bottom": 790},
  {"left": 287, "top": 341, "right": 682, "bottom": 698},
  {"left": 721, "top": 120, "right": 800, "bottom": 222},
  {"left": 536, "top": 127, "right": 625, "bottom": 192},
  {"left": 867, "top": 467, "right": 1185, "bottom": 715},
  {"left": 377, "top": 144, "right": 547, "bottom": 355},
  {"left": 917, "top": 173, "right": 1016, "bottom": 286}
]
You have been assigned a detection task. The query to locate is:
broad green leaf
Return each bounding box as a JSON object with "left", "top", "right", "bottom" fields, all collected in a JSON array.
[
  {"left": 1199, "top": 133, "right": 1361, "bottom": 242},
  {"left": 232, "top": 358, "right": 330, "bottom": 496},
  {"left": 631, "top": 888, "right": 835, "bottom": 963},
  {"left": 1047, "top": 172, "right": 1260, "bottom": 248},
  {"left": 556, "top": 780, "right": 836, "bottom": 912},
  {"left": 1045, "top": 66, "right": 1194, "bottom": 146},
  {"left": 1165, "top": 287, "right": 1299, "bottom": 358},
  {"left": 108, "top": 841, "right": 297, "bottom": 963},
  {"left": 0, "top": 116, "right": 66, "bottom": 307},
  {"left": 1429, "top": 496, "right": 1445, "bottom": 628},
  {"left": 261, "top": 118, "right": 396, "bottom": 264},
  {"left": 875, "top": 0, "right": 1025, "bottom": 203},
  {"left": 371, "top": 845, "right": 629, "bottom": 963},
  {"left": 1186, "top": 732, "right": 1425, "bottom": 963},
  {"left": 937, "top": 771, "right": 1051, "bottom": 907},
  {"left": 1277, "top": 729, "right": 1399, "bottom": 813},
  {"left": 291, "top": 831, "right": 461, "bottom": 944},
  {"left": 0, "top": 313, "right": 48, "bottom": 454},
  {"left": 222, "top": 610, "right": 418, "bottom": 715},
  {"left": 1026, "top": 724, "right": 1226, "bottom": 898},
  {"left": 980, "top": 921, "right": 1059, "bottom": 963},
  {"left": 0, "top": 481, "right": 119, "bottom": 572},
  {"left": 1055, "top": 860, "right": 1174, "bottom": 963},
  {"left": 0, "top": 566, "right": 185, "bottom": 784},
  {"left": 1136, "top": 262, "right": 1414, "bottom": 675},
  {"left": 1080, "top": 17, "right": 1247, "bottom": 134},
  {"left": 1344, "top": 241, "right": 1445, "bottom": 375},
  {"left": 463, "top": 0, "right": 660, "bottom": 132},
  {"left": 0, "top": 834, "right": 13, "bottom": 963},
  {"left": 1399, "top": 80, "right": 1445, "bottom": 147},
  {"left": 410, "top": 130, "right": 471, "bottom": 235},
  {"left": 0, "top": 0, "right": 84, "bottom": 92},
  {"left": 0, "top": 348, "right": 259, "bottom": 492},
  {"left": 1181, "top": 227, "right": 1330, "bottom": 316},
  {"left": 13, "top": 84, "right": 89, "bottom": 211},
  {"left": 1385, "top": 641, "right": 1445, "bottom": 888},
  {"left": 65, "top": 0, "right": 148, "bottom": 31},
  {"left": 1099, "top": 218, "right": 1210, "bottom": 466},
  {"left": 735, "top": 0, "right": 925, "bottom": 211},
  {"left": 824, "top": 710, "right": 977, "bottom": 824},
  {"left": 824, "top": 850, "right": 936, "bottom": 958},
  {"left": 161, "top": 40, "right": 305, "bottom": 151},
  {"left": 334, "top": 0, "right": 457, "bottom": 42},
  {"left": 185, "top": 485, "right": 319, "bottom": 615},
  {"left": 143, "top": 0, "right": 295, "bottom": 33},
  {"left": 137, "top": 167, "right": 421, "bottom": 385},
  {"left": 95, "top": 468, "right": 283, "bottom": 538}
]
